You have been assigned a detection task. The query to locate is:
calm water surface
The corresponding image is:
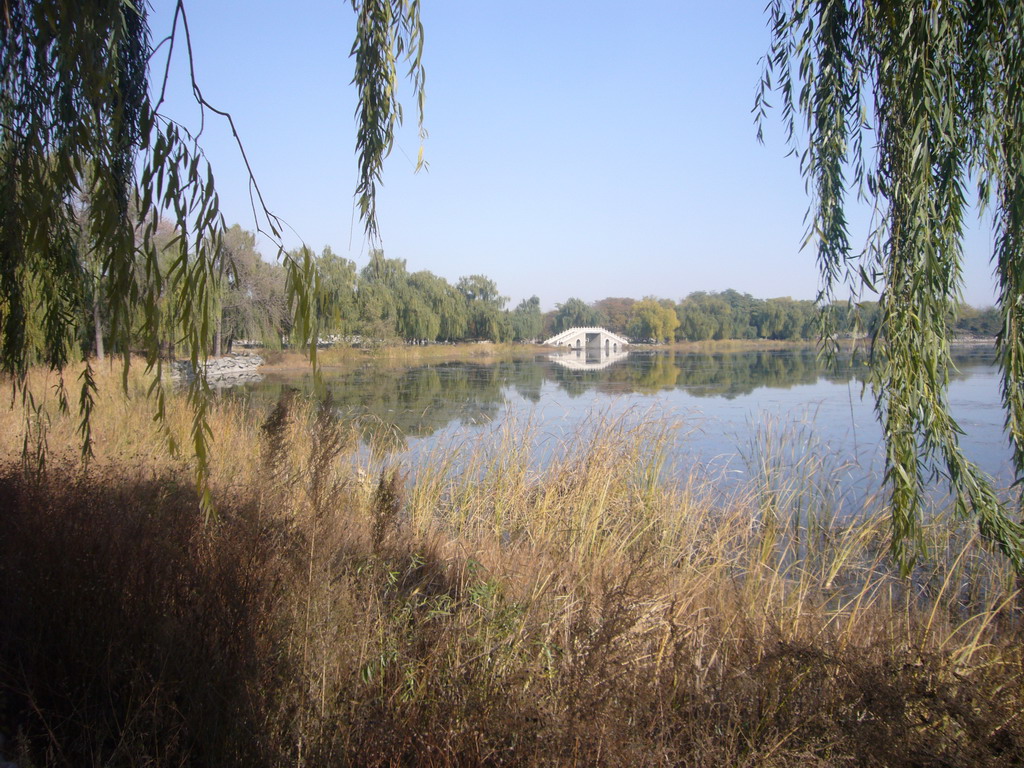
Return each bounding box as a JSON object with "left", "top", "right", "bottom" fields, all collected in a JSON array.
[{"left": 227, "top": 346, "right": 1013, "bottom": 504}]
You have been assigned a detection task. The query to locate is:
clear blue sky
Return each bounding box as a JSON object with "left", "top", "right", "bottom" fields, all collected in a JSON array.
[{"left": 149, "top": 0, "right": 1000, "bottom": 310}]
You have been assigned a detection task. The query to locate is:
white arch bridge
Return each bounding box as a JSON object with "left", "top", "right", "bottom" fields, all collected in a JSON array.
[{"left": 543, "top": 326, "right": 629, "bottom": 353}]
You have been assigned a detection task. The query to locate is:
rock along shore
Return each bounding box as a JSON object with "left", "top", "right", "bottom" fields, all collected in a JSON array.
[{"left": 168, "top": 354, "right": 264, "bottom": 388}]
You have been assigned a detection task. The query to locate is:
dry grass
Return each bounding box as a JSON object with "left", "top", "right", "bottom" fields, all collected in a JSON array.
[
  {"left": 0, "top": 362, "right": 1022, "bottom": 767},
  {"left": 631, "top": 338, "right": 815, "bottom": 353},
  {"left": 250, "top": 338, "right": 827, "bottom": 371},
  {"left": 258, "top": 342, "right": 541, "bottom": 372}
]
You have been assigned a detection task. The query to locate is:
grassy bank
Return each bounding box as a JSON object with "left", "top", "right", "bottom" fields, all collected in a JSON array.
[
  {"left": 255, "top": 338, "right": 834, "bottom": 372},
  {"left": 1, "top": 364, "right": 1022, "bottom": 766},
  {"left": 258, "top": 342, "right": 543, "bottom": 372},
  {"left": 630, "top": 338, "right": 823, "bottom": 354}
]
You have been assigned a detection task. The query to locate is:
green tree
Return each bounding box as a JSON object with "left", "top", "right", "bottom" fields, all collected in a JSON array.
[
  {"left": 357, "top": 250, "right": 409, "bottom": 339},
  {"left": 759, "top": 0, "right": 1024, "bottom": 569},
  {"left": 552, "top": 297, "right": 604, "bottom": 333},
  {"left": 757, "top": 297, "right": 817, "bottom": 340},
  {"left": 953, "top": 304, "right": 1000, "bottom": 338},
  {"left": 456, "top": 274, "right": 505, "bottom": 307},
  {"left": 357, "top": 281, "right": 398, "bottom": 339},
  {"left": 826, "top": 299, "right": 880, "bottom": 339},
  {"left": 361, "top": 249, "right": 408, "bottom": 289},
  {"left": 510, "top": 296, "right": 543, "bottom": 341},
  {"left": 396, "top": 285, "right": 440, "bottom": 341},
  {"left": 628, "top": 298, "right": 679, "bottom": 344},
  {"left": 719, "top": 290, "right": 760, "bottom": 339},
  {"left": 216, "top": 226, "right": 289, "bottom": 351},
  {"left": 467, "top": 303, "right": 506, "bottom": 342},
  {"left": 458, "top": 275, "right": 507, "bottom": 341},
  {"left": 675, "top": 302, "right": 714, "bottom": 341},
  {"left": 315, "top": 246, "right": 358, "bottom": 339},
  {"left": 675, "top": 292, "right": 733, "bottom": 341},
  {"left": 408, "top": 270, "right": 468, "bottom": 341}
]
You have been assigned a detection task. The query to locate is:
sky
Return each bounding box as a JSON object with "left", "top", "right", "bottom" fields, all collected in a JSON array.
[{"left": 148, "top": 0, "right": 1001, "bottom": 311}]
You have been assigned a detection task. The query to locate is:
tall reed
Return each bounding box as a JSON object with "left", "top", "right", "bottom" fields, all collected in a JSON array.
[{"left": 0, "top": 363, "right": 1021, "bottom": 766}]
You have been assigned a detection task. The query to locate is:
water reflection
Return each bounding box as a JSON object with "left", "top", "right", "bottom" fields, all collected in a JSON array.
[
  {"left": 241, "top": 362, "right": 517, "bottom": 454},
  {"left": 207, "top": 372, "right": 265, "bottom": 390},
  {"left": 545, "top": 348, "right": 867, "bottom": 398},
  {"left": 217, "top": 345, "right": 1010, "bottom": 509},
  {"left": 549, "top": 348, "right": 630, "bottom": 370},
  {"left": 224, "top": 346, "right": 999, "bottom": 454}
]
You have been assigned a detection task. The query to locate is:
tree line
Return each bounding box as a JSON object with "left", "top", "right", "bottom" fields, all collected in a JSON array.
[
  {"left": 552, "top": 291, "right": 996, "bottom": 345},
  {"left": 46, "top": 220, "right": 1001, "bottom": 363},
  {"left": 53, "top": 223, "right": 546, "bottom": 359}
]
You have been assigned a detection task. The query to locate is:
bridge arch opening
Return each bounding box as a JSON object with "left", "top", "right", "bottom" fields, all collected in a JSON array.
[{"left": 543, "top": 326, "right": 629, "bottom": 352}]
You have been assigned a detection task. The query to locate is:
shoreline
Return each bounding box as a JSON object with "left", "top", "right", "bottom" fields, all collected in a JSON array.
[
  {"left": 241, "top": 334, "right": 997, "bottom": 374},
  {"left": 251, "top": 338, "right": 828, "bottom": 373}
]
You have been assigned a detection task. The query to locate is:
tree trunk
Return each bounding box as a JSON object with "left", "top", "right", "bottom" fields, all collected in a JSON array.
[
  {"left": 93, "top": 293, "right": 105, "bottom": 361},
  {"left": 213, "top": 314, "right": 222, "bottom": 357}
]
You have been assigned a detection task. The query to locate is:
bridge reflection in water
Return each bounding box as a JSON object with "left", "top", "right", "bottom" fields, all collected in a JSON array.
[{"left": 548, "top": 348, "right": 630, "bottom": 370}]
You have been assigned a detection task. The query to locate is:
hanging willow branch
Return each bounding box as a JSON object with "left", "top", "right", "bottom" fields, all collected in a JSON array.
[
  {"left": 0, "top": 0, "right": 425, "bottom": 515},
  {"left": 351, "top": 0, "right": 427, "bottom": 243},
  {"left": 757, "top": 0, "right": 1024, "bottom": 572}
]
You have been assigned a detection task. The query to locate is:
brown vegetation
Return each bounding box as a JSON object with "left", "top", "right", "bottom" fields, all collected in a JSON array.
[
  {"left": 258, "top": 342, "right": 543, "bottom": 372},
  {"left": 256, "top": 338, "right": 831, "bottom": 372},
  {"left": 0, "top": 364, "right": 1021, "bottom": 766}
]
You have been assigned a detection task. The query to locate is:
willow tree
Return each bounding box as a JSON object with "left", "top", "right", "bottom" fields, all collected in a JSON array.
[
  {"left": 758, "top": 1, "right": 1024, "bottom": 570},
  {"left": 0, "top": 0, "right": 424, "bottom": 508}
]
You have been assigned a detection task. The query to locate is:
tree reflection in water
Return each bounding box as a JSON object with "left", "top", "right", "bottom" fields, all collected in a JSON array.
[{"left": 222, "top": 347, "right": 998, "bottom": 458}]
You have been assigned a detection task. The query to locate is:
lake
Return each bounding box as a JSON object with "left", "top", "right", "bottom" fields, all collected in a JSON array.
[{"left": 226, "top": 345, "right": 1014, "bottom": 509}]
